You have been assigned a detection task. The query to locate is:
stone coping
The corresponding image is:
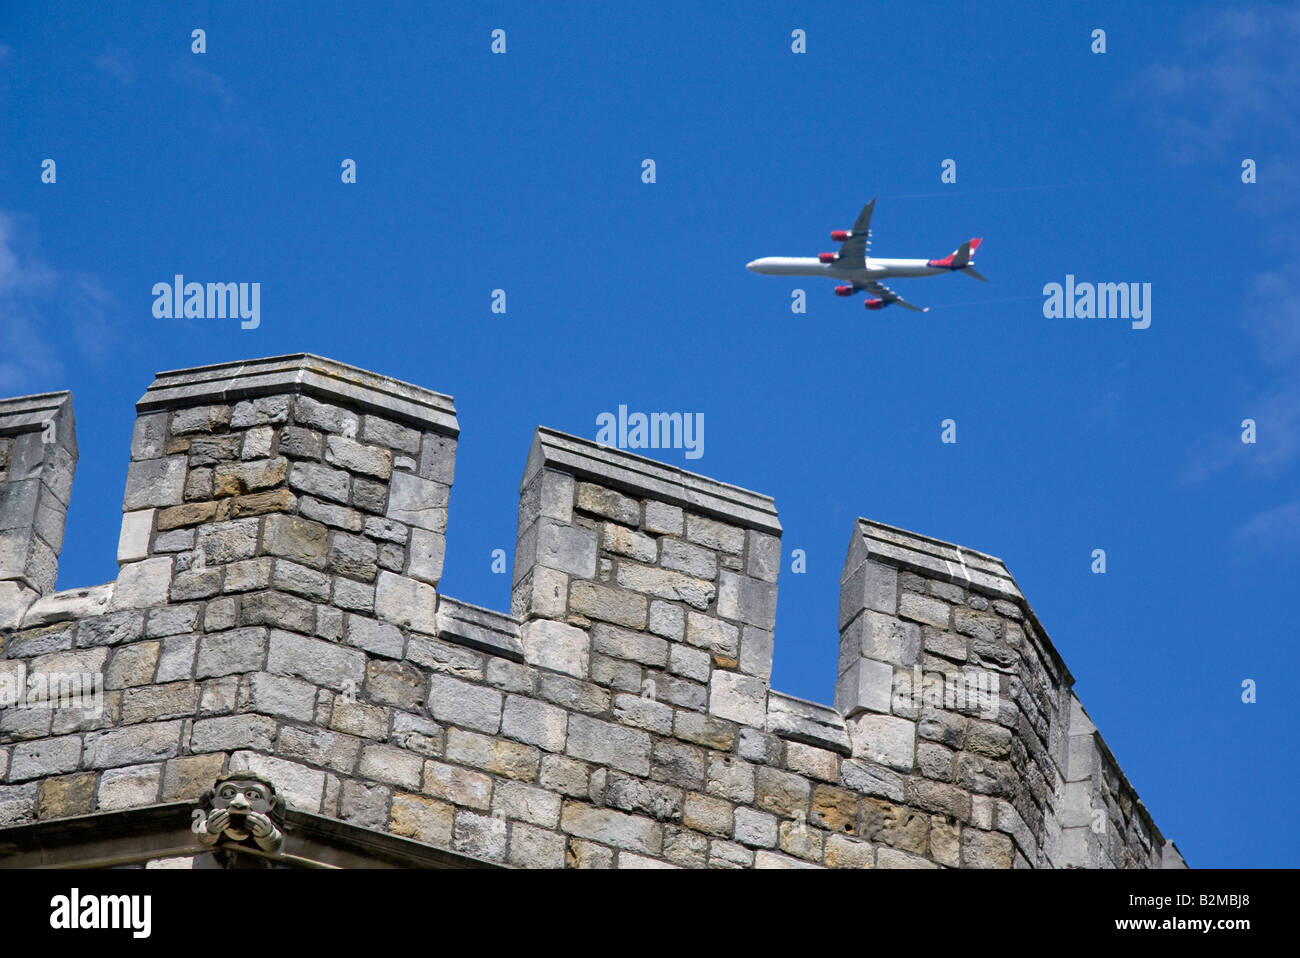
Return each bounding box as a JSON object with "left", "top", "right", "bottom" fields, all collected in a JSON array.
[
  {"left": 766, "top": 690, "right": 853, "bottom": 756},
  {"left": 846, "top": 517, "right": 1073, "bottom": 688},
  {"left": 435, "top": 595, "right": 524, "bottom": 662},
  {"left": 0, "top": 391, "right": 73, "bottom": 436},
  {"left": 136, "top": 354, "right": 459, "bottom": 436},
  {"left": 522, "top": 427, "right": 781, "bottom": 535}
]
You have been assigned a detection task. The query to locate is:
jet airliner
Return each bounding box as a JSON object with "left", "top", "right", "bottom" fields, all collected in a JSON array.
[{"left": 745, "top": 198, "right": 985, "bottom": 312}]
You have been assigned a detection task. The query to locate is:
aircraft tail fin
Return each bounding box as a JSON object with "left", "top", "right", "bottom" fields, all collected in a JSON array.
[{"left": 928, "top": 237, "right": 983, "bottom": 270}]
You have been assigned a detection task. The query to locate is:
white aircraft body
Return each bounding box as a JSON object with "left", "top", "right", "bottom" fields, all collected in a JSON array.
[{"left": 745, "top": 197, "right": 985, "bottom": 311}]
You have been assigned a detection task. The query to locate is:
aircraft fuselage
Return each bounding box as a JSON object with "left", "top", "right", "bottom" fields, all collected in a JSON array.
[{"left": 744, "top": 257, "right": 951, "bottom": 282}]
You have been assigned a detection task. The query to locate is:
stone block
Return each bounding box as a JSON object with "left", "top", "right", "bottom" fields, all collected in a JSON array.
[
  {"left": 717, "top": 571, "right": 777, "bottom": 630},
  {"left": 117, "top": 509, "right": 154, "bottom": 563},
  {"left": 389, "top": 793, "right": 454, "bottom": 846},
  {"left": 190, "top": 714, "right": 278, "bottom": 753},
  {"left": 566, "top": 714, "right": 651, "bottom": 776},
  {"left": 502, "top": 695, "right": 569, "bottom": 753},
  {"left": 848, "top": 713, "right": 916, "bottom": 772},
  {"left": 616, "top": 562, "right": 715, "bottom": 610},
  {"left": 109, "top": 557, "right": 172, "bottom": 611},
  {"left": 96, "top": 763, "right": 162, "bottom": 810},
  {"left": 266, "top": 630, "right": 366, "bottom": 690},
  {"left": 444, "top": 729, "right": 539, "bottom": 781},
  {"left": 374, "top": 571, "right": 437, "bottom": 633},
  {"left": 569, "top": 581, "right": 647, "bottom": 629},
  {"left": 708, "top": 671, "right": 767, "bottom": 728},
  {"left": 123, "top": 457, "right": 186, "bottom": 510},
  {"left": 561, "top": 802, "right": 662, "bottom": 854},
  {"left": 835, "top": 657, "right": 895, "bottom": 716},
  {"left": 520, "top": 619, "right": 589, "bottom": 679},
  {"left": 426, "top": 673, "right": 503, "bottom": 734}
]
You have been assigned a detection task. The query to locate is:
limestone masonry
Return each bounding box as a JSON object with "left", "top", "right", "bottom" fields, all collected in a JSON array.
[{"left": 0, "top": 354, "right": 1184, "bottom": 868}]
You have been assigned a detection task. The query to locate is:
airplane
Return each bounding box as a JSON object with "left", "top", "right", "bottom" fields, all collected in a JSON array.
[{"left": 745, "top": 198, "right": 985, "bottom": 312}]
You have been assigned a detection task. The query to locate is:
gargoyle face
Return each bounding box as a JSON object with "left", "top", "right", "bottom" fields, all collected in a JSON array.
[{"left": 213, "top": 779, "right": 274, "bottom": 841}]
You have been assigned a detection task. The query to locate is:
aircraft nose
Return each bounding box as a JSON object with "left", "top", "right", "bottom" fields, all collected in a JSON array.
[{"left": 745, "top": 259, "right": 760, "bottom": 272}]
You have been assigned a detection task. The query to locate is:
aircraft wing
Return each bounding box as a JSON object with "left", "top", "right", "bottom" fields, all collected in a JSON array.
[
  {"left": 835, "top": 199, "right": 875, "bottom": 265},
  {"left": 865, "top": 280, "right": 929, "bottom": 313}
]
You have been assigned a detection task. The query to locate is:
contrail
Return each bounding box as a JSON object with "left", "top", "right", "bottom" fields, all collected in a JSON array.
[
  {"left": 928, "top": 295, "right": 1042, "bottom": 309},
  {"left": 883, "top": 178, "right": 1161, "bottom": 200}
]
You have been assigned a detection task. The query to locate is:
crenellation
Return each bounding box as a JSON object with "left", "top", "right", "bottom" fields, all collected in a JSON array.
[{"left": 0, "top": 354, "right": 1181, "bottom": 868}]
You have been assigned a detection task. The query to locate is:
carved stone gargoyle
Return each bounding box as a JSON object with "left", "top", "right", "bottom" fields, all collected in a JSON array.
[{"left": 196, "top": 772, "right": 287, "bottom": 859}]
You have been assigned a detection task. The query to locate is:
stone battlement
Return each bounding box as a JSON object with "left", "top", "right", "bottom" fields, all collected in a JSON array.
[{"left": 0, "top": 354, "right": 1184, "bottom": 868}]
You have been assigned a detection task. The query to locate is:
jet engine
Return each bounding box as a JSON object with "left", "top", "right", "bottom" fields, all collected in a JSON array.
[
  {"left": 863, "top": 298, "right": 886, "bottom": 310},
  {"left": 834, "top": 285, "right": 854, "bottom": 297}
]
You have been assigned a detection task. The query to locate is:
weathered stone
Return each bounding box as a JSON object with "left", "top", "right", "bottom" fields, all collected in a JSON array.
[
  {"left": 105, "top": 642, "right": 160, "bottom": 689},
  {"left": 121, "top": 682, "right": 200, "bottom": 724},
  {"left": 445, "top": 729, "right": 539, "bottom": 781},
  {"left": 196, "top": 518, "right": 261, "bottom": 565},
  {"left": 345, "top": 614, "right": 404, "bottom": 659},
  {"left": 123, "top": 457, "right": 186, "bottom": 509},
  {"left": 643, "top": 501, "right": 683, "bottom": 536},
  {"left": 239, "top": 590, "right": 316, "bottom": 634},
  {"left": 502, "top": 695, "right": 568, "bottom": 753},
  {"left": 374, "top": 571, "right": 436, "bottom": 633},
  {"left": 160, "top": 753, "right": 226, "bottom": 802},
  {"left": 426, "top": 673, "right": 503, "bottom": 734},
  {"left": 389, "top": 793, "right": 454, "bottom": 846},
  {"left": 508, "top": 822, "right": 566, "bottom": 868},
  {"left": 8, "top": 736, "right": 83, "bottom": 780},
  {"left": 616, "top": 562, "right": 715, "bottom": 610},
  {"left": 195, "top": 627, "right": 268, "bottom": 678},
  {"left": 569, "top": 582, "right": 647, "bottom": 630},
  {"left": 109, "top": 557, "right": 172, "bottom": 611},
  {"left": 357, "top": 744, "right": 423, "bottom": 789},
  {"left": 575, "top": 482, "right": 640, "bottom": 526},
  {"left": 708, "top": 671, "right": 766, "bottom": 728},
  {"left": 97, "top": 763, "right": 162, "bottom": 810},
  {"left": 647, "top": 600, "right": 685, "bottom": 641},
  {"left": 561, "top": 801, "right": 662, "bottom": 854},
  {"left": 848, "top": 713, "right": 916, "bottom": 772},
  {"left": 386, "top": 472, "right": 448, "bottom": 532},
  {"left": 37, "top": 772, "right": 97, "bottom": 819},
  {"left": 717, "top": 571, "right": 777, "bottom": 630},
  {"left": 612, "top": 693, "right": 674, "bottom": 735},
  {"left": 519, "top": 618, "right": 589, "bottom": 678},
  {"left": 365, "top": 659, "right": 426, "bottom": 711},
  {"left": 267, "top": 629, "right": 366, "bottom": 690},
  {"left": 190, "top": 713, "right": 278, "bottom": 753},
  {"left": 83, "top": 721, "right": 183, "bottom": 767},
  {"left": 248, "top": 672, "right": 318, "bottom": 721},
  {"left": 567, "top": 714, "right": 650, "bottom": 776},
  {"left": 601, "top": 524, "right": 657, "bottom": 563},
  {"left": 685, "top": 514, "right": 744, "bottom": 554}
]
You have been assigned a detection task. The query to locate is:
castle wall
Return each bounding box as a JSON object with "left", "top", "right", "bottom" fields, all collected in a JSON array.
[{"left": 0, "top": 354, "right": 1184, "bottom": 868}]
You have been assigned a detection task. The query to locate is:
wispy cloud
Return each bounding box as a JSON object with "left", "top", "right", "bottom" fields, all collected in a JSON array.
[
  {"left": 94, "top": 50, "right": 135, "bottom": 86},
  {"left": 1136, "top": 5, "right": 1300, "bottom": 165},
  {"left": 1141, "top": 5, "right": 1300, "bottom": 490},
  {"left": 1233, "top": 500, "right": 1300, "bottom": 550},
  {"left": 0, "top": 212, "right": 114, "bottom": 395}
]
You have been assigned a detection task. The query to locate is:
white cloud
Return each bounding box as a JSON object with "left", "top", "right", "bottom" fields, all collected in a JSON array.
[
  {"left": 1233, "top": 500, "right": 1300, "bottom": 550},
  {"left": 0, "top": 211, "right": 113, "bottom": 395}
]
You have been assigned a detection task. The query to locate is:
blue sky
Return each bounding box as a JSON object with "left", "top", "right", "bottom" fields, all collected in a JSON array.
[{"left": 2, "top": 1, "right": 1297, "bottom": 866}]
